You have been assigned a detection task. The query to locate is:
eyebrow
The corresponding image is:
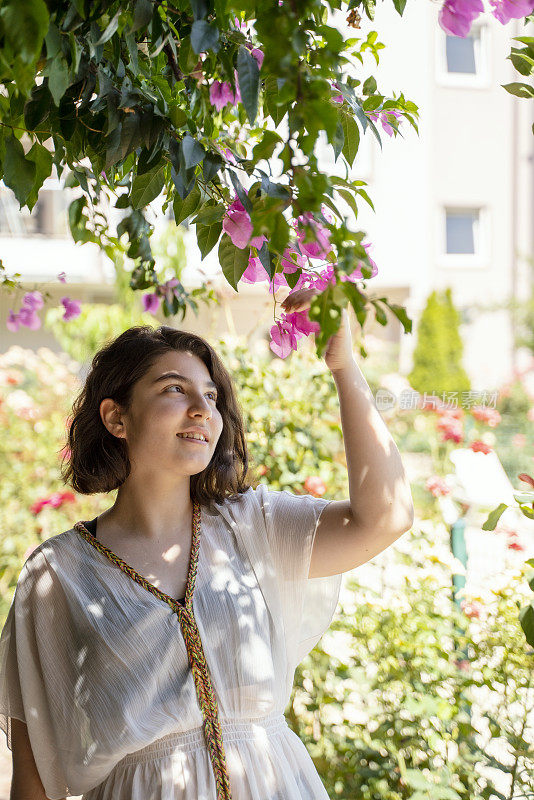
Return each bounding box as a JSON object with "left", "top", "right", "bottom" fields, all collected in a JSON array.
[{"left": 152, "top": 372, "right": 218, "bottom": 391}]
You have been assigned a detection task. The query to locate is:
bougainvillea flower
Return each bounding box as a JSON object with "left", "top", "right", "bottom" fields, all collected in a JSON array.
[
  {"left": 223, "top": 197, "right": 265, "bottom": 250},
  {"left": 369, "top": 109, "right": 403, "bottom": 137},
  {"left": 7, "top": 310, "right": 20, "bottom": 332},
  {"left": 489, "top": 0, "right": 534, "bottom": 24},
  {"left": 293, "top": 212, "right": 332, "bottom": 259},
  {"left": 438, "top": 0, "right": 484, "bottom": 37},
  {"left": 209, "top": 80, "right": 240, "bottom": 111},
  {"left": 240, "top": 255, "right": 269, "bottom": 284},
  {"left": 281, "top": 246, "right": 306, "bottom": 273},
  {"left": 269, "top": 318, "right": 303, "bottom": 358},
  {"left": 61, "top": 297, "right": 82, "bottom": 321},
  {"left": 22, "top": 290, "right": 44, "bottom": 310},
  {"left": 283, "top": 309, "right": 321, "bottom": 336},
  {"left": 339, "top": 242, "right": 379, "bottom": 282},
  {"left": 18, "top": 306, "right": 42, "bottom": 329},
  {"left": 250, "top": 48, "right": 264, "bottom": 69},
  {"left": 57, "top": 271, "right": 67, "bottom": 283},
  {"left": 142, "top": 293, "right": 161, "bottom": 313}
]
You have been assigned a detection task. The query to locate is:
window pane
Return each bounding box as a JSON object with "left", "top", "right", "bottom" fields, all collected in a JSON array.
[
  {"left": 446, "top": 211, "right": 477, "bottom": 254},
  {"left": 446, "top": 33, "right": 477, "bottom": 74}
]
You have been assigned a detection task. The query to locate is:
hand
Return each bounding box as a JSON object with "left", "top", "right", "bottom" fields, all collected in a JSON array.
[{"left": 280, "top": 288, "right": 354, "bottom": 373}]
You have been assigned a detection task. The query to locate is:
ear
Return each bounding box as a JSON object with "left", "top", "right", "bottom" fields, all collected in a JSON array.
[{"left": 99, "top": 398, "right": 126, "bottom": 439}]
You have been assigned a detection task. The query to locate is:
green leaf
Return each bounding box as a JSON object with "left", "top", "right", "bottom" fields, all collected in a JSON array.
[
  {"left": 362, "top": 76, "right": 377, "bottom": 95},
  {"left": 502, "top": 81, "right": 534, "bottom": 98},
  {"left": 332, "top": 120, "right": 344, "bottom": 161},
  {"left": 481, "top": 503, "right": 509, "bottom": 531},
  {"left": 25, "top": 141, "right": 53, "bottom": 211},
  {"left": 130, "top": 0, "right": 153, "bottom": 32},
  {"left": 340, "top": 110, "right": 360, "bottom": 167},
  {"left": 190, "top": 20, "right": 219, "bottom": 54},
  {"left": 383, "top": 301, "right": 412, "bottom": 334},
  {"left": 237, "top": 45, "right": 260, "bottom": 125},
  {"left": 182, "top": 134, "right": 205, "bottom": 168},
  {"left": 94, "top": 11, "right": 120, "bottom": 45},
  {"left": 130, "top": 163, "right": 165, "bottom": 209},
  {"left": 192, "top": 201, "right": 226, "bottom": 225},
  {"left": 169, "top": 106, "right": 188, "bottom": 128},
  {"left": 392, "top": 0, "right": 407, "bottom": 13},
  {"left": 337, "top": 187, "right": 359, "bottom": 219},
  {"left": 24, "top": 83, "right": 52, "bottom": 131},
  {"left": 0, "top": 0, "right": 49, "bottom": 64},
  {"left": 47, "top": 55, "right": 70, "bottom": 106},
  {"left": 252, "top": 130, "right": 283, "bottom": 163},
  {"left": 307, "top": 286, "right": 342, "bottom": 358},
  {"left": 173, "top": 184, "right": 201, "bottom": 224},
  {"left": 197, "top": 220, "right": 223, "bottom": 259},
  {"left": 202, "top": 151, "right": 225, "bottom": 182},
  {"left": 218, "top": 232, "right": 249, "bottom": 290},
  {"left": 3, "top": 135, "right": 36, "bottom": 206},
  {"left": 519, "top": 602, "right": 534, "bottom": 648}
]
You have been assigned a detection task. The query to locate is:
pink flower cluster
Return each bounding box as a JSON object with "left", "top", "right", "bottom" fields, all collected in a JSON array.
[
  {"left": 439, "top": 0, "right": 534, "bottom": 37},
  {"left": 219, "top": 199, "right": 378, "bottom": 358},
  {"left": 30, "top": 490, "right": 76, "bottom": 515},
  {"left": 368, "top": 110, "right": 403, "bottom": 137},
  {"left": 141, "top": 278, "right": 183, "bottom": 315},
  {"left": 7, "top": 273, "right": 81, "bottom": 331},
  {"left": 209, "top": 46, "right": 264, "bottom": 111}
]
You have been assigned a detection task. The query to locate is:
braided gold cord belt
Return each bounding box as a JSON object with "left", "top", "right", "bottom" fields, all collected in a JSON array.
[{"left": 74, "top": 501, "right": 233, "bottom": 799}]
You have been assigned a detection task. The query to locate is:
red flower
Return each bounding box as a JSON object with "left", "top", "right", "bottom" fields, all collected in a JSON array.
[
  {"left": 425, "top": 475, "right": 450, "bottom": 497},
  {"left": 461, "top": 600, "right": 481, "bottom": 619},
  {"left": 470, "top": 440, "right": 492, "bottom": 454},
  {"left": 508, "top": 540, "right": 525, "bottom": 552},
  {"left": 471, "top": 406, "right": 501, "bottom": 427},
  {"left": 437, "top": 416, "right": 464, "bottom": 443},
  {"left": 30, "top": 491, "right": 76, "bottom": 515},
  {"left": 304, "top": 476, "right": 327, "bottom": 497}
]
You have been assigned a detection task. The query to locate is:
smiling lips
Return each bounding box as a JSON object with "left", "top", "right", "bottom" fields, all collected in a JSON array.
[{"left": 176, "top": 434, "right": 209, "bottom": 445}]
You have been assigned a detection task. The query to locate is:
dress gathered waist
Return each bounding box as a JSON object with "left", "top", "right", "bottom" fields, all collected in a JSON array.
[{"left": 116, "top": 713, "right": 289, "bottom": 765}]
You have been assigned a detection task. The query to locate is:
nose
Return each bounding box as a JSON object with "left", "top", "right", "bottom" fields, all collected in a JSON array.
[{"left": 187, "top": 394, "right": 212, "bottom": 418}]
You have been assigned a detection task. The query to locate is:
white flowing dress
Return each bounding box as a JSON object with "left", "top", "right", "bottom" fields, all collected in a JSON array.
[{"left": 0, "top": 484, "right": 343, "bottom": 800}]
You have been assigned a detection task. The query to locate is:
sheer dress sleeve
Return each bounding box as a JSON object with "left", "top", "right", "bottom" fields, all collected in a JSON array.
[
  {"left": 251, "top": 484, "right": 343, "bottom": 672},
  {"left": 0, "top": 546, "right": 77, "bottom": 799}
]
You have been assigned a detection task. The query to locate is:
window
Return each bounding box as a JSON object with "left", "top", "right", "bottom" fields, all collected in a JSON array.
[
  {"left": 0, "top": 185, "right": 69, "bottom": 237},
  {"left": 446, "top": 29, "right": 479, "bottom": 74},
  {"left": 446, "top": 210, "right": 478, "bottom": 254},
  {"left": 436, "top": 22, "right": 490, "bottom": 88},
  {"left": 439, "top": 206, "right": 488, "bottom": 267}
]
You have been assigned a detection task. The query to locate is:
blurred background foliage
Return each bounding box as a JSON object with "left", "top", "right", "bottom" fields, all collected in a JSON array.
[{"left": 1, "top": 301, "right": 533, "bottom": 796}]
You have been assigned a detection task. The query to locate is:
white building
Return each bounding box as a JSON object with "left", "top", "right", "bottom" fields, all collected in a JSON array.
[{"left": 1, "top": 1, "right": 532, "bottom": 392}]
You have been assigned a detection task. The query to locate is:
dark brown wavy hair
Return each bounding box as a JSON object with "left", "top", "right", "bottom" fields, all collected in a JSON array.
[{"left": 60, "top": 325, "right": 252, "bottom": 506}]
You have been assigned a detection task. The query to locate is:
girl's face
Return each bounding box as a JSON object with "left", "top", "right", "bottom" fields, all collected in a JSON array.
[{"left": 103, "top": 350, "right": 224, "bottom": 478}]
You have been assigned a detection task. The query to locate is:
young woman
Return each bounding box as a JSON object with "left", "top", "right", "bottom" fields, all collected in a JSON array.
[{"left": 0, "top": 289, "right": 414, "bottom": 800}]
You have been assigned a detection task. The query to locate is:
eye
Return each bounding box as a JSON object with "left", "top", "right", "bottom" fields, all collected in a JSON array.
[{"left": 166, "top": 385, "right": 218, "bottom": 401}]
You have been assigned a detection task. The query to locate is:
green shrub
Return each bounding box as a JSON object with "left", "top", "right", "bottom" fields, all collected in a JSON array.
[{"left": 409, "top": 288, "right": 471, "bottom": 397}]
